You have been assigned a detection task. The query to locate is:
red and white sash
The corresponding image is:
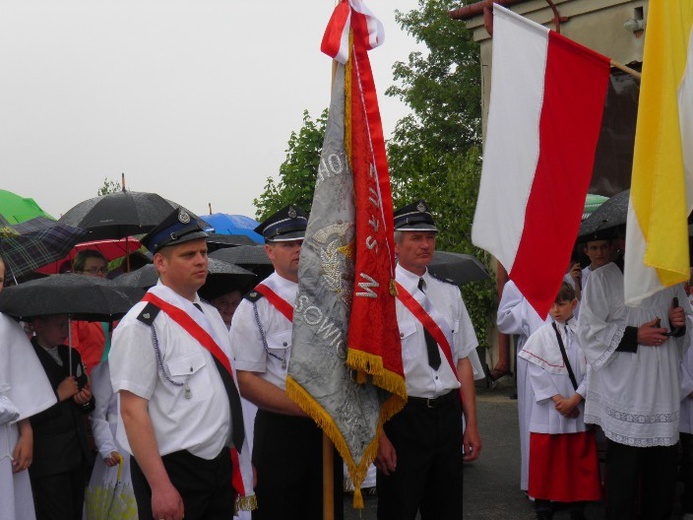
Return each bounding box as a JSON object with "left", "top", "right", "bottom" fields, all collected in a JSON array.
[
  {"left": 255, "top": 282, "right": 294, "bottom": 322},
  {"left": 395, "top": 281, "right": 456, "bottom": 374},
  {"left": 141, "top": 293, "right": 256, "bottom": 512}
]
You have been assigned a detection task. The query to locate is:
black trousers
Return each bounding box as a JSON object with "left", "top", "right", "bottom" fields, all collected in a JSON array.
[
  {"left": 605, "top": 440, "right": 678, "bottom": 520},
  {"left": 681, "top": 432, "right": 693, "bottom": 514},
  {"left": 251, "top": 410, "right": 343, "bottom": 520},
  {"left": 131, "top": 448, "right": 235, "bottom": 520},
  {"left": 376, "top": 393, "right": 464, "bottom": 520},
  {"left": 31, "top": 464, "right": 87, "bottom": 520}
]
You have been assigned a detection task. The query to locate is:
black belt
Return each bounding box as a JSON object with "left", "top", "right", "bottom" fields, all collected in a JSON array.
[{"left": 407, "top": 390, "right": 457, "bottom": 409}]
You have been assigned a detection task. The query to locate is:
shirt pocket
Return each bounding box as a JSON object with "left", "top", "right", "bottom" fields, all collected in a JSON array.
[
  {"left": 447, "top": 317, "right": 460, "bottom": 335},
  {"left": 266, "top": 330, "right": 292, "bottom": 371},
  {"left": 166, "top": 352, "right": 207, "bottom": 381},
  {"left": 398, "top": 319, "right": 418, "bottom": 362}
]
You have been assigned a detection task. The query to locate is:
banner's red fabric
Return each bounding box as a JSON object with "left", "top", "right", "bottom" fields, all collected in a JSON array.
[{"left": 344, "top": 2, "right": 404, "bottom": 391}]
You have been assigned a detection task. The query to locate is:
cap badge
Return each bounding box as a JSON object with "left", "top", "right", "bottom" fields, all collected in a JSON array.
[
  {"left": 417, "top": 201, "right": 427, "bottom": 213},
  {"left": 178, "top": 210, "right": 191, "bottom": 224},
  {"left": 288, "top": 207, "right": 297, "bottom": 219}
]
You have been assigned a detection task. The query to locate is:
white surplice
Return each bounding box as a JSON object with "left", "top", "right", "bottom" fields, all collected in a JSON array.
[
  {"left": 0, "top": 313, "right": 56, "bottom": 520},
  {"left": 519, "top": 319, "right": 590, "bottom": 434},
  {"left": 577, "top": 262, "right": 690, "bottom": 446}
]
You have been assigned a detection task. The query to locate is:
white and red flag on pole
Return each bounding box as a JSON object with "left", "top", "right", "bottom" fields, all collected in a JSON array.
[
  {"left": 287, "top": 0, "right": 405, "bottom": 508},
  {"left": 472, "top": 4, "right": 611, "bottom": 318}
]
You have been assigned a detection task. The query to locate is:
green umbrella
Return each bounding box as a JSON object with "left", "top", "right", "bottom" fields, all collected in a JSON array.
[
  {"left": 0, "top": 189, "right": 53, "bottom": 224},
  {"left": 582, "top": 193, "right": 609, "bottom": 221}
]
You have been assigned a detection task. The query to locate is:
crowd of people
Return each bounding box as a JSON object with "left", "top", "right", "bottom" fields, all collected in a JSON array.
[
  {"left": 497, "top": 234, "right": 692, "bottom": 520},
  {"left": 1, "top": 200, "right": 692, "bottom": 520},
  {"left": 0, "top": 200, "right": 487, "bottom": 520}
]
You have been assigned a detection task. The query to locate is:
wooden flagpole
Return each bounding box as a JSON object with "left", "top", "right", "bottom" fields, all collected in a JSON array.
[
  {"left": 610, "top": 59, "right": 641, "bottom": 80},
  {"left": 322, "top": 52, "right": 340, "bottom": 520},
  {"left": 323, "top": 434, "right": 335, "bottom": 520}
]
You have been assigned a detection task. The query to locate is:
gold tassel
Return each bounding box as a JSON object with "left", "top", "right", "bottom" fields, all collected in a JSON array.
[
  {"left": 390, "top": 278, "right": 398, "bottom": 296},
  {"left": 235, "top": 494, "right": 258, "bottom": 514},
  {"left": 353, "top": 487, "right": 365, "bottom": 509}
]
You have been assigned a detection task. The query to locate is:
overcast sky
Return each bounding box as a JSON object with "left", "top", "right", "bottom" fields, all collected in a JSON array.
[{"left": 0, "top": 0, "right": 421, "bottom": 221}]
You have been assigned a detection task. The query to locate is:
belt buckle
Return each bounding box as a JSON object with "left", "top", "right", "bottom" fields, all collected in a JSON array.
[{"left": 426, "top": 397, "right": 436, "bottom": 408}]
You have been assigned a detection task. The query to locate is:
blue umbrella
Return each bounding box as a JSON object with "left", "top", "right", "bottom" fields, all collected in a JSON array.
[{"left": 204, "top": 213, "right": 264, "bottom": 244}]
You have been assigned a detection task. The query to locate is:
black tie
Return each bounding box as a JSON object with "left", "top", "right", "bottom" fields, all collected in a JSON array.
[
  {"left": 418, "top": 278, "right": 442, "bottom": 370},
  {"left": 193, "top": 301, "right": 246, "bottom": 450}
]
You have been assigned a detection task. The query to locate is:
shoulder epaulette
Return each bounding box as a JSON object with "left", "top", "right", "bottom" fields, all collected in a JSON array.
[
  {"left": 137, "top": 302, "right": 162, "bottom": 326},
  {"left": 429, "top": 271, "right": 458, "bottom": 286},
  {"left": 244, "top": 290, "right": 265, "bottom": 303}
]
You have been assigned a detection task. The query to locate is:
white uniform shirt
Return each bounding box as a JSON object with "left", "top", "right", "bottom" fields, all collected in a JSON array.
[
  {"left": 230, "top": 272, "right": 297, "bottom": 391},
  {"left": 520, "top": 320, "right": 590, "bottom": 434},
  {"left": 395, "top": 264, "right": 477, "bottom": 399},
  {"left": 577, "top": 262, "right": 690, "bottom": 447},
  {"left": 110, "top": 283, "right": 231, "bottom": 459}
]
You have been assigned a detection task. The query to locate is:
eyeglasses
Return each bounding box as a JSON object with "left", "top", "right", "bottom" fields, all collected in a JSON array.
[{"left": 82, "top": 267, "right": 108, "bottom": 274}]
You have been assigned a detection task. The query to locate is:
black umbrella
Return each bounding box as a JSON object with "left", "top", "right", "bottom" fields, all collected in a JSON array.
[
  {"left": 112, "top": 263, "right": 159, "bottom": 288},
  {"left": 59, "top": 190, "right": 207, "bottom": 241},
  {"left": 0, "top": 273, "right": 144, "bottom": 321},
  {"left": 428, "top": 251, "right": 490, "bottom": 285},
  {"left": 210, "top": 245, "right": 270, "bottom": 266},
  {"left": 206, "top": 232, "right": 258, "bottom": 251},
  {"left": 199, "top": 258, "right": 257, "bottom": 301},
  {"left": 577, "top": 189, "right": 630, "bottom": 242},
  {"left": 114, "top": 258, "right": 256, "bottom": 300},
  {"left": 209, "top": 245, "right": 273, "bottom": 281},
  {"left": 0, "top": 273, "right": 144, "bottom": 376},
  {"left": 0, "top": 217, "right": 89, "bottom": 280}
]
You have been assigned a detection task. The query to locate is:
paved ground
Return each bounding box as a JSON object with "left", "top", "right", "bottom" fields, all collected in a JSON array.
[{"left": 343, "top": 382, "right": 606, "bottom": 519}]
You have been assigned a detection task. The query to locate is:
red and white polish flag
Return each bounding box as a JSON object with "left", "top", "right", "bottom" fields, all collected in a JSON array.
[{"left": 472, "top": 4, "right": 611, "bottom": 318}]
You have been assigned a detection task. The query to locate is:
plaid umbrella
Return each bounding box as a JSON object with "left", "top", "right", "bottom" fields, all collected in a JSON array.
[
  {"left": 0, "top": 218, "right": 89, "bottom": 280},
  {"left": 11, "top": 216, "right": 58, "bottom": 233}
]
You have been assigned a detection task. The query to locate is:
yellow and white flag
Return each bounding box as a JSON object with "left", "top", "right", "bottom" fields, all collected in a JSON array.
[{"left": 625, "top": 1, "right": 693, "bottom": 306}]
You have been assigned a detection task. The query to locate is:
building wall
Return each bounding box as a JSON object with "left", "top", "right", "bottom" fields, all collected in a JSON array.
[{"left": 463, "top": 0, "right": 647, "bottom": 138}]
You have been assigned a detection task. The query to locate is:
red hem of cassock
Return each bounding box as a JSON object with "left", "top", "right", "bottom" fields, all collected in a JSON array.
[{"left": 528, "top": 430, "right": 602, "bottom": 502}]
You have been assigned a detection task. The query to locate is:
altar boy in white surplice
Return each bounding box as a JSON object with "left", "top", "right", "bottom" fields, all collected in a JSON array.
[{"left": 519, "top": 282, "right": 601, "bottom": 520}]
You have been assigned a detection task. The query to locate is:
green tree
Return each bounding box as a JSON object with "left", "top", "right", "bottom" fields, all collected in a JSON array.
[
  {"left": 97, "top": 177, "right": 122, "bottom": 196},
  {"left": 253, "top": 110, "right": 328, "bottom": 221},
  {"left": 386, "top": 0, "right": 494, "bottom": 347},
  {"left": 386, "top": 0, "right": 482, "bottom": 188}
]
